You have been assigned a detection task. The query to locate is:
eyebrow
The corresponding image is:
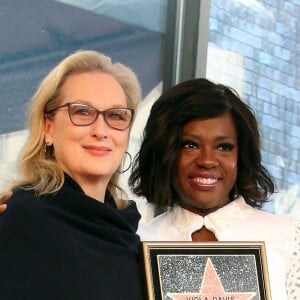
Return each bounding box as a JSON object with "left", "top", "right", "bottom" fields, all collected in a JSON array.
[
  {"left": 183, "top": 133, "right": 237, "bottom": 141},
  {"left": 67, "top": 100, "right": 129, "bottom": 109}
]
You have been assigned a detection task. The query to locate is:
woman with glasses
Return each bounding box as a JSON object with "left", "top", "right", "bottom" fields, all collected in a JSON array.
[{"left": 0, "top": 50, "right": 144, "bottom": 299}]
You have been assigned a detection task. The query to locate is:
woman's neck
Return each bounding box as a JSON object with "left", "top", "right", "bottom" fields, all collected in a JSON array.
[{"left": 192, "top": 227, "right": 218, "bottom": 242}]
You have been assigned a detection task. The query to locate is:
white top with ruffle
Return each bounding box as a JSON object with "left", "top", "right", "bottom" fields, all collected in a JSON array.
[{"left": 138, "top": 197, "right": 300, "bottom": 300}]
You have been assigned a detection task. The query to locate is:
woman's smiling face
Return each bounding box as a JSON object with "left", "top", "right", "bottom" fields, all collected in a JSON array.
[
  {"left": 173, "top": 112, "right": 238, "bottom": 216},
  {"left": 44, "top": 72, "right": 130, "bottom": 187}
]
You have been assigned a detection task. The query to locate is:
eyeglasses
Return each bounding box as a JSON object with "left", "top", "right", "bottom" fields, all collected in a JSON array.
[{"left": 45, "top": 102, "right": 134, "bottom": 131}]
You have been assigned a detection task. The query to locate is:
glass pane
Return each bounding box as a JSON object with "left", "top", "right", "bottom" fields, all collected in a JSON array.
[{"left": 207, "top": 0, "right": 300, "bottom": 217}]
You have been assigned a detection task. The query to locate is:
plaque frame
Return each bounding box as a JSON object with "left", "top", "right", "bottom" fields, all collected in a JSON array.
[{"left": 141, "top": 241, "right": 271, "bottom": 300}]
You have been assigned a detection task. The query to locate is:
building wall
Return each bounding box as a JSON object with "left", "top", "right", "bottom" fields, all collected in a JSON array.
[{"left": 206, "top": 0, "right": 300, "bottom": 217}]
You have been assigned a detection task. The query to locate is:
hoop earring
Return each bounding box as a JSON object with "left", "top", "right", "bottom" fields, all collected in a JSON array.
[
  {"left": 118, "top": 151, "right": 132, "bottom": 174},
  {"left": 44, "top": 141, "right": 53, "bottom": 154}
]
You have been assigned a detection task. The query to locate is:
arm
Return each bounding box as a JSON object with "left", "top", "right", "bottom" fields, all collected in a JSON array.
[
  {"left": 286, "top": 219, "right": 300, "bottom": 298},
  {"left": 0, "top": 191, "right": 12, "bottom": 213}
]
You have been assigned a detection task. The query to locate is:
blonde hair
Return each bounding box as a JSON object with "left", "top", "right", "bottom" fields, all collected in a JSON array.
[{"left": 10, "top": 50, "right": 141, "bottom": 208}]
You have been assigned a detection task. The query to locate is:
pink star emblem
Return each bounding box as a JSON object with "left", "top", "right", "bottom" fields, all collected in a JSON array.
[{"left": 168, "top": 258, "right": 256, "bottom": 300}]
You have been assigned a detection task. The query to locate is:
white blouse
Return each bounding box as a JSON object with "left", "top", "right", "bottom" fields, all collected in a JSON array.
[{"left": 138, "top": 197, "right": 300, "bottom": 300}]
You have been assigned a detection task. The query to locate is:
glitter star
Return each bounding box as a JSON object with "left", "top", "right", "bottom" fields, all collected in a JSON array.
[{"left": 167, "top": 258, "right": 256, "bottom": 300}]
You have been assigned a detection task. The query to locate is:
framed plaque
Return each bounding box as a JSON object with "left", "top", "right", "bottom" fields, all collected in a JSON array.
[{"left": 141, "top": 242, "right": 271, "bottom": 300}]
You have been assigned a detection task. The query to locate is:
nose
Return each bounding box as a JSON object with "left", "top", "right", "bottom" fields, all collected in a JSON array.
[
  {"left": 195, "top": 148, "right": 218, "bottom": 169},
  {"left": 90, "top": 114, "right": 109, "bottom": 138}
]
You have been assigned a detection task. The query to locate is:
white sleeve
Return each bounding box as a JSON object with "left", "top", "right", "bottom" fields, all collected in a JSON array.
[{"left": 286, "top": 219, "right": 300, "bottom": 299}]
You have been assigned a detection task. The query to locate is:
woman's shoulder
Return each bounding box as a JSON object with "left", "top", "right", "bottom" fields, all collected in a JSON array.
[
  {"left": 233, "top": 199, "right": 300, "bottom": 242},
  {"left": 118, "top": 200, "right": 141, "bottom": 232},
  {"left": 0, "top": 187, "right": 45, "bottom": 231},
  {"left": 226, "top": 197, "right": 298, "bottom": 228},
  {"left": 3, "top": 188, "right": 49, "bottom": 219},
  {"left": 8, "top": 187, "right": 37, "bottom": 206},
  {"left": 137, "top": 206, "right": 185, "bottom": 240},
  {"left": 251, "top": 205, "right": 299, "bottom": 227},
  {"left": 145, "top": 208, "right": 175, "bottom": 227}
]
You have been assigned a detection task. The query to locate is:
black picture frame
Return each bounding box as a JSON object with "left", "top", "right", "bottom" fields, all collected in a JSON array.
[{"left": 141, "top": 241, "right": 271, "bottom": 300}]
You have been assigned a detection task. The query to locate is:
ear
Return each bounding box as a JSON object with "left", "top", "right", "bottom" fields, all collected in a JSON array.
[{"left": 44, "top": 115, "right": 54, "bottom": 144}]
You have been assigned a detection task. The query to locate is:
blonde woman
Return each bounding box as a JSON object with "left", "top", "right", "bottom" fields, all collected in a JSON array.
[{"left": 0, "top": 50, "right": 144, "bottom": 299}]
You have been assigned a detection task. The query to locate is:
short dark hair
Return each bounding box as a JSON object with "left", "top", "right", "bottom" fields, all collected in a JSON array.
[{"left": 129, "top": 78, "right": 274, "bottom": 210}]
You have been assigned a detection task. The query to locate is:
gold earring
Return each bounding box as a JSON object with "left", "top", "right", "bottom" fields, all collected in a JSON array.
[{"left": 44, "top": 141, "right": 53, "bottom": 153}]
